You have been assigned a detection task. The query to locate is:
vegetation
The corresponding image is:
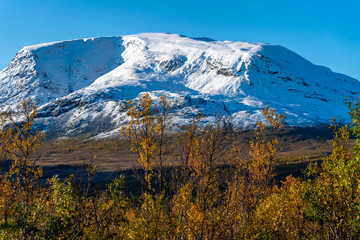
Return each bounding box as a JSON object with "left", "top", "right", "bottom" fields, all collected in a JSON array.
[{"left": 0, "top": 95, "right": 360, "bottom": 239}]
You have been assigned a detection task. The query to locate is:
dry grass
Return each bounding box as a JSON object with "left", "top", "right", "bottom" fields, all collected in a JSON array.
[{"left": 35, "top": 126, "right": 354, "bottom": 185}]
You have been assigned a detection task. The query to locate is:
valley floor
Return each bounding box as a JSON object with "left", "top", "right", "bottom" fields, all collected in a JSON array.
[{"left": 35, "top": 126, "right": 348, "bottom": 188}]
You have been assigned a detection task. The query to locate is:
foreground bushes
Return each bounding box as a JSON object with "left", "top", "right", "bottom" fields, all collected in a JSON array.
[{"left": 1, "top": 96, "right": 360, "bottom": 239}]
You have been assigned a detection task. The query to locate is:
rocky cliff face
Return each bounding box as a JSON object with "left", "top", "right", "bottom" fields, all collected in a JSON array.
[{"left": 1, "top": 33, "right": 359, "bottom": 138}]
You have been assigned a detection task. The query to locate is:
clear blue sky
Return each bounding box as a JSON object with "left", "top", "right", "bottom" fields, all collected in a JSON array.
[{"left": 1, "top": 0, "right": 359, "bottom": 79}]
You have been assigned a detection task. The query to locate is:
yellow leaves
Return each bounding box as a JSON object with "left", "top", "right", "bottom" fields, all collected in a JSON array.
[
  {"left": 246, "top": 107, "right": 285, "bottom": 187},
  {"left": 125, "top": 192, "right": 175, "bottom": 239},
  {"left": 0, "top": 99, "right": 46, "bottom": 238},
  {"left": 223, "top": 107, "right": 286, "bottom": 238},
  {"left": 0, "top": 99, "right": 44, "bottom": 193},
  {"left": 172, "top": 183, "right": 192, "bottom": 213},
  {"left": 253, "top": 175, "right": 309, "bottom": 238},
  {"left": 188, "top": 138, "right": 204, "bottom": 177},
  {"left": 4, "top": 97, "right": 360, "bottom": 238},
  {"left": 121, "top": 93, "right": 158, "bottom": 190},
  {"left": 121, "top": 93, "right": 173, "bottom": 192},
  {"left": 247, "top": 107, "right": 285, "bottom": 189},
  {"left": 172, "top": 183, "right": 204, "bottom": 238},
  {"left": 261, "top": 106, "right": 286, "bottom": 130}
]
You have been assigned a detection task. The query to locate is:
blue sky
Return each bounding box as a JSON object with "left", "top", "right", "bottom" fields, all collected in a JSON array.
[{"left": 0, "top": 0, "right": 359, "bottom": 79}]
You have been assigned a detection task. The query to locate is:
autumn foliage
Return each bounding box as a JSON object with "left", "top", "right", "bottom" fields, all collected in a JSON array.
[{"left": 1, "top": 95, "right": 360, "bottom": 239}]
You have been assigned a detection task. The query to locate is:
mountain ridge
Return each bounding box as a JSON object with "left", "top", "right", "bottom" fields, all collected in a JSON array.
[{"left": 0, "top": 33, "right": 359, "bottom": 138}]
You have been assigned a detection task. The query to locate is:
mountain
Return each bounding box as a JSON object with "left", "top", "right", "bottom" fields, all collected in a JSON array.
[{"left": 0, "top": 33, "right": 359, "bottom": 138}]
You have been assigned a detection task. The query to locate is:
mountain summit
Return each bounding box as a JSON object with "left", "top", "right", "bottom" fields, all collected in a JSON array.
[{"left": 0, "top": 33, "right": 359, "bottom": 138}]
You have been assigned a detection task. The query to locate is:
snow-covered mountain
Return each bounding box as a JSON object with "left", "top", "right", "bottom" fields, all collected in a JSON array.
[{"left": 0, "top": 33, "right": 359, "bottom": 138}]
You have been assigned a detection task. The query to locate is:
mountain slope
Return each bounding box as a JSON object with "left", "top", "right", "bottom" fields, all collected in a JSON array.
[
  {"left": 0, "top": 33, "right": 359, "bottom": 138},
  {"left": 0, "top": 37, "right": 124, "bottom": 106}
]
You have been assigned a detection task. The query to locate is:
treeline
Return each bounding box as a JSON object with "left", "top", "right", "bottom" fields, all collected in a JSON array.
[{"left": 1, "top": 95, "right": 360, "bottom": 239}]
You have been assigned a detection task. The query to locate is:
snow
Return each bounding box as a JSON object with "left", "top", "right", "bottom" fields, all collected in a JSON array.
[{"left": 0, "top": 32, "right": 359, "bottom": 138}]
